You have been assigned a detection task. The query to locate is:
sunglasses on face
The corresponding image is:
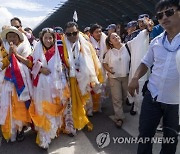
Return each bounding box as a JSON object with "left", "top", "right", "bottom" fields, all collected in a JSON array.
[
  {"left": 14, "top": 25, "right": 20, "bottom": 29},
  {"left": 65, "top": 31, "right": 78, "bottom": 37},
  {"left": 42, "top": 28, "right": 54, "bottom": 33},
  {"left": 156, "top": 8, "right": 177, "bottom": 20}
]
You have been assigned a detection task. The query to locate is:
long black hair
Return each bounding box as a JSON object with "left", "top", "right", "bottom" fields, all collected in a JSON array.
[{"left": 39, "top": 28, "right": 55, "bottom": 49}]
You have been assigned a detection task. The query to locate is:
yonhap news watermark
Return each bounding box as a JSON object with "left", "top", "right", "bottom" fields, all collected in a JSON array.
[{"left": 96, "top": 132, "right": 175, "bottom": 148}]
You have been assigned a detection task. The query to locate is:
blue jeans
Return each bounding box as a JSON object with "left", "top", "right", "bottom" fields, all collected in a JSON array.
[{"left": 137, "top": 90, "right": 179, "bottom": 154}]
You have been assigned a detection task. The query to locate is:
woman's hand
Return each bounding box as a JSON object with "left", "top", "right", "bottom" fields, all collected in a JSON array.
[
  {"left": 8, "top": 42, "right": 14, "bottom": 59},
  {"left": 109, "top": 67, "right": 115, "bottom": 74},
  {"left": 40, "top": 67, "right": 51, "bottom": 75}
]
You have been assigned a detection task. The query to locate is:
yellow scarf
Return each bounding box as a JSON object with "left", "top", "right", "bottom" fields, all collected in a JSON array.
[{"left": 62, "top": 36, "right": 93, "bottom": 131}]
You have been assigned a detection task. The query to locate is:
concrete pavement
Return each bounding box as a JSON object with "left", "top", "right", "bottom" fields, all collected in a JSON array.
[{"left": 0, "top": 98, "right": 179, "bottom": 154}]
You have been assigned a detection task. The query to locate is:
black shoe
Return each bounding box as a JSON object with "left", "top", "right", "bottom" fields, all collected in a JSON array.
[
  {"left": 115, "top": 119, "right": 123, "bottom": 129},
  {"left": 40, "top": 146, "right": 48, "bottom": 150},
  {"left": 68, "top": 133, "right": 74, "bottom": 137},
  {"left": 126, "top": 99, "right": 132, "bottom": 106},
  {"left": 130, "top": 110, "right": 137, "bottom": 115},
  {"left": 130, "top": 102, "right": 137, "bottom": 116},
  {"left": 16, "top": 130, "right": 25, "bottom": 142}
]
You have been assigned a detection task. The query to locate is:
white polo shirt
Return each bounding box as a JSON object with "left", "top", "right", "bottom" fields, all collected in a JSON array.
[
  {"left": 142, "top": 32, "right": 180, "bottom": 104},
  {"left": 103, "top": 45, "right": 130, "bottom": 78}
]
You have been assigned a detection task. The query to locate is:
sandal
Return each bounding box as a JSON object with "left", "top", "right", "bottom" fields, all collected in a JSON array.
[
  {"left": 130, "top": 102, "right": 137, "bottom": 116},
  {"left": 115, "top": 119, "right": 123, "bottom": 128}
]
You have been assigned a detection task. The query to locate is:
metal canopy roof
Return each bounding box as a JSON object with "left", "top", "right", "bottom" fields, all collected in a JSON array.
[{"left": 33, "top": 0, "right": 159, "bottom": 36}]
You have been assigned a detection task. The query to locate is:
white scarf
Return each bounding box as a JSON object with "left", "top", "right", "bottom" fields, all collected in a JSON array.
[
  {"left": 127, "top": 30, "right": 150, "bottom": 108},
  {"left": 90, "top": 32, "right": 107, "bottom": 63},
  {"left": 32, "top": 41, "right": 67, "bottom": 115},
  {"left": 64, "top": 33, "right": 99, "bottom": 95}
]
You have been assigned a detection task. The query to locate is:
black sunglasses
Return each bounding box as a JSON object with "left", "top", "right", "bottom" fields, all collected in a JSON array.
[
  {"left": 156, "top": 8, "right": 177, "bottom": 20},
  {"left": 14, "top": 25, "right": 20, "bottom": 29},
  {"left": 65, "top": 31, "right": 78, "bottom": 37}
]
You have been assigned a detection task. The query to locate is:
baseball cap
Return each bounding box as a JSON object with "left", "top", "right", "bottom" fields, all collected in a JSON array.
[
  {"left": 126, "top": 21, "right": 137, "bottom": 29},
  {"left": 138, "top": 14, "right": 149, "bottom": 20},
  {"left": 84, "top": 27, "right": 90, "bottom": 32},
  {"left": 106, "top": 24, "right": 116, "bottom": 30},
  {"left": 54, "top": 27, "right": 63, "bottom": 34}
]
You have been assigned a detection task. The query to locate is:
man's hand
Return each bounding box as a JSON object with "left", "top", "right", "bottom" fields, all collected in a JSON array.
[
  {"left": 128, "top": 77, "right": 139, "bottom": 97},
  {"left": 144, "top": 18, "right": 154, "bottom": 32},
  {"left": 18, "top": 27, "right": 31, "bottom": 39},
  {"left": 40, "top": 67, "right": 51, "bottom": 75}
]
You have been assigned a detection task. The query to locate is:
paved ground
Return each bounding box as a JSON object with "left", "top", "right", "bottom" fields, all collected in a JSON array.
[{"left": 0, "top": 98, "right": 179, "bottom": 154}]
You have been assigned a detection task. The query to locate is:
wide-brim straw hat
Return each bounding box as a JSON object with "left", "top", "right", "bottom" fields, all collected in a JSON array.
[{"left": 1, "top": 26, "right": 24, "bottom": 41}]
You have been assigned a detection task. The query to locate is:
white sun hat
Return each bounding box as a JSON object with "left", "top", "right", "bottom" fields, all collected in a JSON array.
[{"left": 1, "top": 26, "right": 24, "bottom": 41}]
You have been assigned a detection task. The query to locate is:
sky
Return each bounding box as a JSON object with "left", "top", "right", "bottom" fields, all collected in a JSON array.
[{"left": 0, "top": 0, "right": 67, "bottom": 31}]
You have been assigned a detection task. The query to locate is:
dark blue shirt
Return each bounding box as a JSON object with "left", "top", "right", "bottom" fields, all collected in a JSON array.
[{"left": 124, "top": 29, "right": 141, "bottom": 43}]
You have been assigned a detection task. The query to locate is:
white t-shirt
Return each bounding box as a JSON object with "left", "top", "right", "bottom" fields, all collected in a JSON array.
[{"left": 103, "top": 44, "right": 130, "bottom": 78}]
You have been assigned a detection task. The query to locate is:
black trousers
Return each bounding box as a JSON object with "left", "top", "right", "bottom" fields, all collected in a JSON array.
[{"left": 137, "top": 90, "right": 179, "bottom": 154}]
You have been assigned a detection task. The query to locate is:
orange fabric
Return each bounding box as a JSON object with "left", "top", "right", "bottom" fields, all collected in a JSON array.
[
  {"left": 70, "top": 77, "right": 92, "bottom": 130},
  {"left": 42, "top": 98, "right": 66, "bottom": 117},
  {"left": 12, "top": 89, "right": 31, "bottom": 123},
  {"left": 1, "top": 57, "right": 10, "bottom": 70},
  {"left": 63, "top": 85, "right": 71, "bottom": 99},
  {"left": 92, "top": 93, "right": 101, "bottom": 112},
  {"left": 62, "top": 35, "right": 93, "bottom": 131},
  {"left": 0, "top": 47, "right": 10, "bottom": 70},
  {"left": 36, "top": 132, "right": 40, "bottom": 145},
  {"left": 1, "top": 86, "right": 31, "bottom": 141},
  {"left": 29, "top": 103, "right": 51, "bottom": 132},
  {"left": 1, "top": 107, "right": 11, "bottom": 140}
]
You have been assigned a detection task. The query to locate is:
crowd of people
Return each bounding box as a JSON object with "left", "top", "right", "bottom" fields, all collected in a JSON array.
[{"left": 0, "top": 0, "right": 179, "bottom": 153}]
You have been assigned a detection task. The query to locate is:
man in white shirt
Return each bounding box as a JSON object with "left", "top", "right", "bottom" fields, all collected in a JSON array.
[{"left": 128, "top": 0, "right": 180, "bottom": 154}]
